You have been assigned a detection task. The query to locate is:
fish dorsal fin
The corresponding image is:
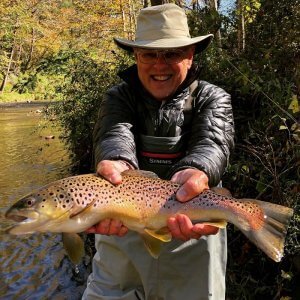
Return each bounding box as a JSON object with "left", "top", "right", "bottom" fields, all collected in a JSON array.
[
  {"left": 144, "top": 227, "right": 172, "bottom": 242},
  {"left": 211, "top": 187, "right": 232, "bottom": 197},
  {"left": 62, "top": 232, "right": 85, "bottom": 264},
  {"left": 122, "top": 170, "right": 159, "bottom": 178},
  {"left": 140, "top": 233, "right": 163, "bottom": 258}
]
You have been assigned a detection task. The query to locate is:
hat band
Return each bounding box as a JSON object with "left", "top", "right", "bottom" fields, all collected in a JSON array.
[{"left": 136, "top": 28, "right": 191, "bottom": 41}]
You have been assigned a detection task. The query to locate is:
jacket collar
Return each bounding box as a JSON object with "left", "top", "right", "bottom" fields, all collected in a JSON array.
[{"left": 118, "top": 63, "right": 200, "bottom": 102}]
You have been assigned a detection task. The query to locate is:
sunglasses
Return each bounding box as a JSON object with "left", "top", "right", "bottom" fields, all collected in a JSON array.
[{"left": 136, "top": 49, "right": 188, "bottom": 65}]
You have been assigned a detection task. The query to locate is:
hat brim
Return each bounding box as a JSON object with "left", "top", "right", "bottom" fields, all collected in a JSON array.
[{"left": 114, "top": 34, "right": 213, "bottom": 54}]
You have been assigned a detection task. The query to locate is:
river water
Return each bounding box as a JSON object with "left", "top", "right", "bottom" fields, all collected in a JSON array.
[{"left": 0, "top": 104, "right": 90, "bottom": 299}]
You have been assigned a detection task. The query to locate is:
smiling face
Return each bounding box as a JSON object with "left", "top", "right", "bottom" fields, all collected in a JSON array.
[{"left": 134, "top": 46, "right": 195, "bottom": 101}]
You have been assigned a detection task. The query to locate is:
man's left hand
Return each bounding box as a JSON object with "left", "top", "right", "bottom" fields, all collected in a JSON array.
[{"left": 167, "top": 168, "right": 219, "bottom": 241}]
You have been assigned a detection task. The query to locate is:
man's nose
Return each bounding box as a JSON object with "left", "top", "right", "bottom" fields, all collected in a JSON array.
[{"left": 155, "top": 53, "right": 168, "bottom": 65}]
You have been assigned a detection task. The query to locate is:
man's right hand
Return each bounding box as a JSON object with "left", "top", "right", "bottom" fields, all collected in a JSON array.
[{"left": 86, "top": 160, "right": 131, "bottom": 236}]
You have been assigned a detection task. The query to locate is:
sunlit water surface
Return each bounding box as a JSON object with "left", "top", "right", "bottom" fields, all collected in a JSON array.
[{"left": 0, "top": 104, "right": 90, "bottom": 299}]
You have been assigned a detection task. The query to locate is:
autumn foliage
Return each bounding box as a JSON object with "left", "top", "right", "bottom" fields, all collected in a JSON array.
[{"left": 1, "top": 1, "right": 299, "bottom": 299}]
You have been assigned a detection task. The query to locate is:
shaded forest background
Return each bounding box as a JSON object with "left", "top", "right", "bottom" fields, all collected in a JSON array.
[{"left": 1, "top": 0, "right": 299, "bottom": 299}]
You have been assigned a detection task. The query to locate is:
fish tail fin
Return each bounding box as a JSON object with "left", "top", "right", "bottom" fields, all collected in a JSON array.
[{"left": 240, "top": 200, "right": 294, "bottom": 262}]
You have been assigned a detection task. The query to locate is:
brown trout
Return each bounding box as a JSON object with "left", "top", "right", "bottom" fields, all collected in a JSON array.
[{"left": 5, "top": 170, "right": 293, "bottom": 263}]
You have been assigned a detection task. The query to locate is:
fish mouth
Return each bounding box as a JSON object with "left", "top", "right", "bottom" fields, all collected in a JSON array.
[
  {"left": 5, "top": 209, "right": 39, "bottom": 224},
  {"left": 5, "top": 209, "right": 42, "bottom": 235},
  {"left": 8, "top": 215, "right": 29, "bottom": 222}
]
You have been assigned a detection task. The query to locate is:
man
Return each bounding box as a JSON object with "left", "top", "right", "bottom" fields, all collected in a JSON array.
[{"left": 83, "top": 3, "right": 234, "bottom": 300}]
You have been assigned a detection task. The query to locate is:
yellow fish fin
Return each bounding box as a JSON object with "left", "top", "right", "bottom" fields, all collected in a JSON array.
[
  {"left": 62, "top": 232, "right": 85, "bottom": 264},
  {"left": 122, "top": 169, "right": 159, "bottom": 178},
  {"left": 144, "top": 227, "right": 172, "bottom": 242},
  {"left": 201, "top": 220, "right": 228, "bottom": 228},
  {"left": 140, "top": 233, "right": 163, "bottom": 258}
]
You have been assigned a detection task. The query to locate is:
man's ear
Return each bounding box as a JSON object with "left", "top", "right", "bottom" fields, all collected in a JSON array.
[
  {"left": 133, "top": 48, "right": 138, "bottom": 61},
  {"left": 187, "top": 46, "right": 195, "bottom": 69}
]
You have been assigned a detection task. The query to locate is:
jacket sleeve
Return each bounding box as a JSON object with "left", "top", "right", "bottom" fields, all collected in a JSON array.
[
  {"left": 168, "top": 81, "right": 235, "bottom": 187},
  {"left": 93, "top": 83, "right": 139, "bottom": 169}
]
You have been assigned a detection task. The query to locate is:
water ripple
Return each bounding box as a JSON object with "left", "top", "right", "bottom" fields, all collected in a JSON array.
[{"left": 0, "top": 106, "right": 89, "bottom": 299}]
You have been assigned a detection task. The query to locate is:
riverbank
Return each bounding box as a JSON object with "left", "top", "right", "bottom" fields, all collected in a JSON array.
[{"left": 0, "top": 100, "right": 56, "bottom": 108}]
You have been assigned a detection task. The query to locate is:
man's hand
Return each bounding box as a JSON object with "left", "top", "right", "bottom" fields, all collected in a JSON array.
[
  {"left": 86, "top": 218, "right": 128, "bottom": 237},
  {"left": 96, "top": 159, "right": 132, "bottom": 185},
  {"left": 167, "top": 168, "right": 219, "bottom": 241},
  {"left": 86, "top": 160, "right": 132, "bottom": 236}
]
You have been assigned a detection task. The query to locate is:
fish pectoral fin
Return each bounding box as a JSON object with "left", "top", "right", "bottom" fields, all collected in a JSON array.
[
  {"left": 201, "top": 220, "right": 228, "bottom": 229},
  {"left": 62, "top": 232, "right": 85, "bottom": 264},
  {"left": 144, "top": 227, "right": 172, "bottom": 242},
  {"left": 70, "top": 198, "right": 97, "bottom": 219},
  {"left": 140, "top": 233, "right": 163, "bottom": 259}
]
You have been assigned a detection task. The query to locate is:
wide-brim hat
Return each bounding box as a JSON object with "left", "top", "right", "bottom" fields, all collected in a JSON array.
[{"left": 114, "top": 3, "right": 213, "bottom": 54}]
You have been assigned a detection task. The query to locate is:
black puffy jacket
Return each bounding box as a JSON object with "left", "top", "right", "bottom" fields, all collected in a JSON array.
[{"left": 93, "top": 64, "right": 234, "bottom": 186}]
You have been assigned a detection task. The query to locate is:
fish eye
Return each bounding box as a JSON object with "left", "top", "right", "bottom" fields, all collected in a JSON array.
[{"left": 25, "top": 198, "right": 35, "bottom": 207}]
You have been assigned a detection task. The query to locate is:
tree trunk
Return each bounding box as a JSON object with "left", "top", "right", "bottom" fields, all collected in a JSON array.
[
  {"left": 22, "top": 28, "right": 35, "bottom": 71},
  {"left": 150, "top": 0, "right": 169, "bottom": 6},
  {"left": 237, "top": 0, "right": 245, "bottom": 52},
  {"left": 209, "top": 0, "right": 222, "bottom": 49},
  {"left": 0, "top": 46, "right": 15, "bottom": 93},
  {"left": 129, "top": 0, "right": 137, "bottom": 39},
  {"left": 120, "top": 0, "right": 127, "bottom": 37},
  {"left": 175, "top": 0, "right": 184, "bottom": 7},
  {"left": 14, "top": 43, "right": 22, "bottom": 75}
]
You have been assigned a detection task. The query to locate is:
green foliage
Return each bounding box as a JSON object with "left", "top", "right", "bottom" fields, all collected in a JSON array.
[
  {"left": 1, "top": 0, "right": 299, "bottom": 298},
  {"left": 46, "top": 50, "right": 134, "bottom": 172},
  {"left": 11, "top": 72, "right": 64, "bottom": 100},
  {"left": 188, "top": 1, "right": 299, "bottom": 299},
  {"left": 12, "top": 72, "right": 38, "bottom": 93},
  {"left": 0, "top": 90, "right": 34, "bottom": 102}
]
